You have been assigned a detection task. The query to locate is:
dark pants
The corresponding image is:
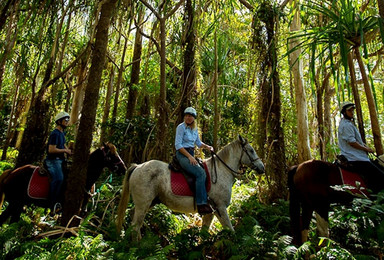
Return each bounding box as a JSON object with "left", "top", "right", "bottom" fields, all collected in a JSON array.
[{"left": 350, "top": 160, "right": 384, "bottom": 193}]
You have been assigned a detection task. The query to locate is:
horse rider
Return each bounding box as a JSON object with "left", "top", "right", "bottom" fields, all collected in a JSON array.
[
  {"left": 45, "top": 111, "right": 72, "bottom": 213},
  {"left": 338, "top": 101, "right": 384, "bottom": 192},
  {"left": 175, "top": 107, "right": 214, "bottom": 215}
]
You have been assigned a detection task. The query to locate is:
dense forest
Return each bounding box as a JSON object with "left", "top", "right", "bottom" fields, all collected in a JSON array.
[{"left": 1, "top": 0, "right": 384, "bottom": 258}]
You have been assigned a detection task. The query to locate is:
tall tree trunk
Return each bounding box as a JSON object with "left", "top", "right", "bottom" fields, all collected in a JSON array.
[
  {"left": 69, "top": 57, "right": 88, "bottom": 129},
  {"left": 0, "top": 0, "right": 18, "bottom": 93},
  {"left": 347, "top": 52, "right": 365, "bottom": 142},
  {"left": 1, "top": 56, "right": 23, "bottom": 160},
  {"left": 100, "top": 65, "right": 114, "bottom": 144},
  {"left": 126, "top": 8, "right": 144, "bottom": 120},
  {"left": 315, "top": 78, "right": 325, "bottom": 160},
  {"left": 177, "top": 0, "right": 196, "bottom": 125},
  {"left": 15, "top": 9, "right": 60, "bottom": 167},
  {"left": 156, "top": 17, "right": 170, "bottom": 161},
  {"left": 0, "top": 0, "right": 16, "bottom": 33},
  {"left": 213, "top": 23, "right": 219, "bottom": 151},
  {"left": 378, "top": 0, "right": 384, "bottom": 19},
  {"left": 354, "top": 47, "right": 383, "bottom": 155},
  {"left": 139, "top": 0, "right": 184, "bottom": 161},
  {"left": 111, "top": 37, "right": 128, "bottom": 123},
  {"left": 51, "top": 2, "right": 72, "bottom": 107},
  {"left": 289, "top": 1, "right": 311, "bottom": 162},
  {"left": 322, "top": 71, "right": 334, "bottom": 161},
  {"left": 257, "top": 2, "right": 286, "bottom": 202},
  {"left": 62, "top": 0, "right": 117, "bottom": 226}
]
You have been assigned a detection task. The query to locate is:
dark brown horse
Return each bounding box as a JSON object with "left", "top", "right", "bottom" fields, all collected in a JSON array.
[
  {"left": 288, "top": 159, "right": 384, "bottom": 245},
  {"left": 0, "top": 143, "right": 126, "bottom": 225}
]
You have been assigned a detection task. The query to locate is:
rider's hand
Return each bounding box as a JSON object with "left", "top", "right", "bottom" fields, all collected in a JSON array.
[
  {"left": 189, "top": 156, "right": 198, "bottom": 165},
  {"left": 65, "top": 148, "right": 72, "bottom": 155},
  {"left": 366, "top": 147, "right": 374, "bottom": 153}
]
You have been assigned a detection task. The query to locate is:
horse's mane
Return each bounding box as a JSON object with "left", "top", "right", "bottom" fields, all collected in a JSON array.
[
  {"left": 89, "top": 143, "right": 118, "bottom": 159},
  {"left": 105, "top": 143, "right": 117, "bottom": 155},
  {"left": 213, "top": 139, "right": 241, "bottom": 163}
]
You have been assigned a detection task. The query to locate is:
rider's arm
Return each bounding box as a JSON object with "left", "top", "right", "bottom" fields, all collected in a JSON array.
[
  {"left": 48, "top": 144, "right": 71, "bottom": 155},
  {"left": 348, "top": 142, "right": 374, "bottom": 153},
  {"left": 195, "top": 132, "right": 214, "bottom": 152}
]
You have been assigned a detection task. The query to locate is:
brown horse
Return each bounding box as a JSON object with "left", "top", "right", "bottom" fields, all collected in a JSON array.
[
  {"left": 288, "top": 159, "right": 384, "bottom": 245},
  {"left": 0, "top": 143, "right": 126, "bottom": 225}
]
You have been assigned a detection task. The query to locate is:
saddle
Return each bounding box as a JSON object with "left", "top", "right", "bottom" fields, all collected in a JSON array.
[
  {"left": 334, "top": 155, "right": 369, "bottom": 196},
  {"left": 169, "top": 156, "right": 211, "bottom": 197},
  {"left": 27, "top": 160, "right": 70, "bottom": 200},
  {"left": 27, "top": 166, "right": 50, "bottom": 199}
]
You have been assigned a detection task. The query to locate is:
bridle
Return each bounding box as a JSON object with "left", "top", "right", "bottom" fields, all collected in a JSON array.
[
  {"left": 239, "top": 142, "right": 262, "bottom": 168},
  {"left": 210, "top": 141, "right": 262, "bottom": 183},
  {"left": 101, "top": 146, "right": 126, "bottom": 172}
]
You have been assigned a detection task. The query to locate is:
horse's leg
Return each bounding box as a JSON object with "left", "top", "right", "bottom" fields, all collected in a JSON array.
[
  {"left": 131, "top": 206, "right": 150, "bottom": 241},
  {"left": 315, "top": 211, "right": 329, "bottom": 239},
  {"left": 130, "top": 190, "right": 155, "bottom": 241},
  {"left": 214, "top": 206, "right": 234, "bottom": 231},
  {"left": 301, "top": 204, "right": 314, "bottom": 243},
  {"left": 10, "top": 204, "right": 23, "bottom": 223},
  {"left": 1, "top": 202, "right": 24, "bottom": 224},
  {"left": 202, "top": 213, "right": 214, "bottom": 230},
  {"left": 80, "top": 192, "right": 92, "bottom": 216}
]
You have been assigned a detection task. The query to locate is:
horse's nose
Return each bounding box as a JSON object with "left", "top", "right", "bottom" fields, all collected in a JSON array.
[{"left": 254, "top": 162, "right": 265, "bottom": 174}]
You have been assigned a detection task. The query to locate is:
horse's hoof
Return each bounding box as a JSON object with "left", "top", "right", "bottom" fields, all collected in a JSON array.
[{"left": 197, "top": 204, "right": 213, "bottom": 215}]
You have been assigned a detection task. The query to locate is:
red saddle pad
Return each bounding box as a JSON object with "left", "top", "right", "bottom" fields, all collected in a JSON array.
[
  {"left": 171, "top": 162, "right": 211, "bottom": 196},
  {"left": 339, "top": 168, "right": 369, "bottom": 196},
  {"left": 28, "top": 167, "right": 50, "bottom": 200}
]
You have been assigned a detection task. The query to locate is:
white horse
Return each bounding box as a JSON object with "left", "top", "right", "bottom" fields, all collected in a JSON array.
[{"left": 116, "top": 135, "right": 265, "bottom": 240}]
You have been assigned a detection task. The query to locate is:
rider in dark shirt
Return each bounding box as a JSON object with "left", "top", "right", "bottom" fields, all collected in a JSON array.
[{"left": 45, "top": 112, "right": 72, "bottom": 213}]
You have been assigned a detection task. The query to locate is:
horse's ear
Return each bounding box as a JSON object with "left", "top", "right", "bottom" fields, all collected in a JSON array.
[
  {"left": 102, "top": 142, "right": 109, "bottom": 151},
  {"left": 238, "top": 134, "right": 246, "bottom": 144}
]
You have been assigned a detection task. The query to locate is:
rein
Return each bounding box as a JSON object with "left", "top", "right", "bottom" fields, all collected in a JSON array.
[{"left": 210, "top": 142, "right": 261, "bottom": 181}]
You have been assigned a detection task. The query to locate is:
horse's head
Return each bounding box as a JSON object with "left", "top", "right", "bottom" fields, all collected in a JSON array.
[
  {"left": 238, "top": 135, "right": 265, "bottom": 174},
  {"left": 101, "top": 143, "right": 127, "bottom": 175}
]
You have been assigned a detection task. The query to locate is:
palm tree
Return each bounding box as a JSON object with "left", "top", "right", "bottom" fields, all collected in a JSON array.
[{"left": 288, "top": 0, "right": 383, "bottom": 155}]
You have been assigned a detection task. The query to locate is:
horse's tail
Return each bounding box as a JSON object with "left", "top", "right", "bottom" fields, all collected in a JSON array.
[
  {"left": 116, "top": 163, "right": 137, "bottom": 234},
  {"left": 0, "top": 169, "right": 13, "bottom": 209},
  {"left": 288, "top": 165, "right": 302, "bottom": 245}
]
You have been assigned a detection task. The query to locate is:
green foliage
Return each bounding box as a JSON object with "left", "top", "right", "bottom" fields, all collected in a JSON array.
[
  {"left": 0, "top": 160, "right": 14, "bottom": 174},
  {"left": 101, "top": 115, "right": 155, "bottom": 162},
  {"left": 329, "top": 192, "right": 384, "bottom": 257},
  {"left": 0, "top": 218, "right": 35, "bottom": 259}
]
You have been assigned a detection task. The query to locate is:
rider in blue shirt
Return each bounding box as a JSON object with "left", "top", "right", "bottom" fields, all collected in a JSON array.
[
  {"left": 338, "top": 102, "right": 384, "bottom": 192},
  {"left": 175, "top": 107, "right": 214, "bottom": 215},
  {"left": 46, "top": 112, "right": 72, "bottom": 213}
]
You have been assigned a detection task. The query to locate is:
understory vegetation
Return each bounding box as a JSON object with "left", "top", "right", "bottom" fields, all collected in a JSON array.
[{"left": 1, "top": 163, "right": 383, "bottom": 259}]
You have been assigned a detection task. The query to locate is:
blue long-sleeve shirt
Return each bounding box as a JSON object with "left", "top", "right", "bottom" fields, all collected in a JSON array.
[
  {"left": 175, "top": 122, "right": 202, "bottom": 150},
  {"left": 338, "top": 118, "right": 369, "bottom": 162}
]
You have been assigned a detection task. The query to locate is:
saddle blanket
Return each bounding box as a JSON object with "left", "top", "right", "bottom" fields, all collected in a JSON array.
[
  {"left": 339, "top": 168, "right": 369, "bottom": 196},
  {"left": 171, "top": 162, "right": 211, "bottom": 196},
  {"left": 27, "top": 167, "right": 50, "bottom": 199}
]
